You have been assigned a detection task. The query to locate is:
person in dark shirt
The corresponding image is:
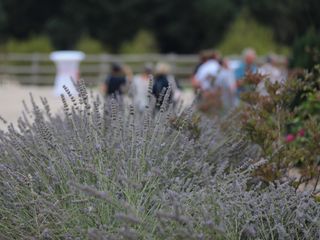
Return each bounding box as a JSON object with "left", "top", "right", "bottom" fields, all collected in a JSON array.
[
  {"left": 152, "top": 62, "right": 173, "bottom": 108},
  {"left": 153, "top": 74, "right": 169, "bottom": 100},
  {"left": 103, "top": 63, "right": 127, "bottom": 97}
]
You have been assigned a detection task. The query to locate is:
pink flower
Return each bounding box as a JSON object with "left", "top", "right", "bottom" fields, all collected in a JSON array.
[
  {"left": 297, "top": 129, "right": 305, "bottom": 137},
  {"left": 285, "top": 134, "right": 296, "bottom": 143}
]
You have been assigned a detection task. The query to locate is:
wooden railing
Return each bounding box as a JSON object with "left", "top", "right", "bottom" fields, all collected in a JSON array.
[{"left": 0, "top": 53, "right": 199, "bottom": 86}]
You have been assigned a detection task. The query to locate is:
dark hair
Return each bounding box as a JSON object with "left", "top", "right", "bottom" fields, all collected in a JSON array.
[{"left": 111, "top": 62, "right": 122, "bottom": 72}]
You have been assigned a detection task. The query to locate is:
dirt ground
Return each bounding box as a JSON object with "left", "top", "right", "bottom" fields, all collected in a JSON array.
[{"left": 0, "top": 82, "right": 63, "bottom": 130}]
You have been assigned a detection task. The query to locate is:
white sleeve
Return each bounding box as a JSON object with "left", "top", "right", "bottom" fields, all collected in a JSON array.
[
  {"left": 227, "top": 71, "right": 236, "bottom": 91},
  {"left": 215, "top": 71, "right": 223, "bottom": 87},
  {"left": 195, "top": 65, "right": 207, "bottom": 82}
]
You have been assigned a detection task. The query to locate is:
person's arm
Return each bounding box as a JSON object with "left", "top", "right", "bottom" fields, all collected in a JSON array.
[
  {"left": 228, "top": 71, "right": 237, "bottom": 93},
  {"left": 101, "top": 77, "right": 109, "bottom": 95},
  {"left": 123, "top": 65, "right": 133, "bottom": 82},
  {"left": 120, "top": 77, "right": 129, "bottom": 94},
  {"left": 191, "top": 75, "right": 201, "bottom": 89}
]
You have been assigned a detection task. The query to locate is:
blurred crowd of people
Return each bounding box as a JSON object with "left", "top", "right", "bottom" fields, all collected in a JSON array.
[
  {"left": 101, "top": 48, "right": 287, "bottom": 115},
  {"left": 101, "top": 61, "right": 181, "bottom": 112},
  {"left": 191, "top": 48, "right": 287, "bottom": 115}
]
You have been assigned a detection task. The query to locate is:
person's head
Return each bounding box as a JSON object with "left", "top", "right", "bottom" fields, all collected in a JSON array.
[
  {"left": 143, "top": 63, "right": 153, "bottom": 75},
  {"left": 155, "top": 62, "right": 171, "bottom": 75},
  {"left": 203, "top": 49, "right": 220, "bottom": 61},
  {"left": 218, "top": 57, "right": 230, "bottom": 69},
  {"left": 199, "top": 49, "right": 211, "bottom": 63},
  {"left": 243, "top": 48, "right": 256, "bottom": 65},
  {"left": 111, "top": 62, "right": 122, "bottom": 74}
]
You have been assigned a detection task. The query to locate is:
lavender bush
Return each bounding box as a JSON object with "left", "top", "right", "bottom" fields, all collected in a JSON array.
[{"left": 0, "top": 79, "right": 319, "bottom": 239}]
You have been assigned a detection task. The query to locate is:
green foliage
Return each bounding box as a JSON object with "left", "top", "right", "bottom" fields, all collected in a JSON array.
[
  {"left": 0, "top": 1, "right": 6, "bottom": 35},
  {"left": 75, "top": 36, "right": 107, "bottom": 54},
  {"left": 193, "top": 0, "right": 238, "bottom": 49},
  {"left": 246, "top": 0, "right": 320, "bottom": 46},
  {"left": 0, "top": 0, "right": 60, "bottom": 41},
  {"left": 218, "top": 9, "right": 290, "bottom": 55},
  {"left": 119, "top": 30, "right": 158, "bottom": 54},
  {"left": 0, "top": 0, "right": 239, "bottom": 53},
  {"left": 240, "top": 66, "right": 320, "bottom": 187},
  {"left": 46, "top": 17, "right": 82, "bottom": 50},
  {"left": 0, "top": 0, "right": 319, "bottom": 53},
  {"left": 0, "top": 35, "right": 53, "bottom": 53},
  {"left": 153, "top": 0, "right": 237, "bottom": 52},
  {"left": 291, "top": 28, "right": 320, "bottom": 69}
]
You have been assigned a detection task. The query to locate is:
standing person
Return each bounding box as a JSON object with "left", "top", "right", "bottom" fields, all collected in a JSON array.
[
  {"left": 215, "top": 58, "right": 237, "bottom": 113},
  {"left": 191, "top": 50, "right": 210, "bottom": 90},
  {"left": 235, "top": 48, "right": 258, "bottom": 98},
  {"left": 193, "top": 50, "right": 221, "bottom": 113},
  {"left": 194, "top": 50, "right": 220, "bottom": 92},
  {"left": 152, "top": 62, "right": 179, "bottom": 108},
  {"left": 257, "top": 54, "right": 283, "bottom": 96},
  {"left": 131, "top": 63, "right": 153, "bottom": 112},
  {"left": 102, "top": 63, "right": 127, "bottom": 97}
]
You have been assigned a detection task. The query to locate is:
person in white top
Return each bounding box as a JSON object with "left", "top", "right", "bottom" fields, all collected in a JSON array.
[
  {"left": 194, "top": 50, "right": 220, "bottom": 91},
  {"left": 257, "top": 55, "right": 284, "bottom": 96},
  {"left": 215, "top": 58, "right": 237, "bottom": 112},
  {"left": 131, "top": 63, "right": 153, "bottom": 112}
]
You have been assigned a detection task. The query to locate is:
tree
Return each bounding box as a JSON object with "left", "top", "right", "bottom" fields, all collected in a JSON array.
[
  {"left": 217, "top": 9, "right": 289, "bottom": 55},
  {"left": 291, "top": 28, "right": 320, "bottom": 69},
  {"left": 149, "top": 0, "right": 237, "bottom": 53},
  {"left": 0, "top": 0, "right": 318, "bottom": 53},
  {"left": 0, "top": 0, "right": 62, "bottom": 39},
  {"left": 246, "top": 0, "right": 320, "bottom": 46}
]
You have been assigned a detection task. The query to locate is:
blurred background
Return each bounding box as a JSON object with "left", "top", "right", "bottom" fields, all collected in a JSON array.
[
  {"left": 0, "top": 0, "right": 319, "bottom": 82},
  {"left": 0, "top": 0, "right": 319, "bottom": 123},
  {"left": 0, "top": 0, "right": 318, "bottom": 55}
]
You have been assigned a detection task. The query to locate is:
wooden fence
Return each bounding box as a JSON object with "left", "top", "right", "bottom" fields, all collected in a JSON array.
[{"left": 0, "top": 53, "right": 200, "bottom": 86}]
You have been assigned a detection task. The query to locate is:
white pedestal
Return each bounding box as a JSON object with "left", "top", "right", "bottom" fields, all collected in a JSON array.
[{"left": 50, "top": 51, "right": 85, "bottom": 96}]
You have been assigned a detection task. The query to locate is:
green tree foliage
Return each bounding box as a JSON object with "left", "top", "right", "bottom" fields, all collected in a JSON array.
[
  {"left": 151, "top": 0, "right": 237, "bottom": 53},
  {"left": 83, "top": 0, "right": 149, "bottom": 52},
  {"left": 0, "top": 1, "right": 7, "bottom": 40},
  {"left": 0, "top": 0, "right": 318, "bottom": 55},
  {"left": 46, "top": 18, "right": 81, "bottom": 50},
  {"left": 0, "top": 0, "right": 238, "bottom": 53},
  {"left": 75, "top": 36, "right": 107, "bottom": 54},
  {"left": 1, "top": 36, "right": 53, "bottom": 53},
  {"left": 291, "top": 28, "right": 320, "bottom": 70},
  {"left": 0, "top": 0, "right": 61, "bottom": 39},
  {"left": 246, "top": 0, "right": 320, "bottom": 46},
  {"left": 120, "top": 30, "right": 158, "bottom": 54},
  {"left": 218, "top": 10, "right": 289, "bottom": 55}
]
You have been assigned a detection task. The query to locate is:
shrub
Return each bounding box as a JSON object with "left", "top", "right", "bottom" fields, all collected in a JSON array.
[
  {"left": 75, "top": 36, "right": 107, "bottom": 54},
  {"left": 240, "top": 66, "right": 320, "bottom": 190},
  {"left": 1, "top": 35, "right": 53, "bottom": 53},
  {"left": 0, "top": 80, "right": 319, "bottom": 239},
  {"left": 119, "top": 30, "right": 158, "bottom": 54}
]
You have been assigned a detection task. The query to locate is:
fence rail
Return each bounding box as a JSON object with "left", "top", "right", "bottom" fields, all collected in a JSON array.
[{"left": 0, "top": 53, "right": 200, "bottom": 86}]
